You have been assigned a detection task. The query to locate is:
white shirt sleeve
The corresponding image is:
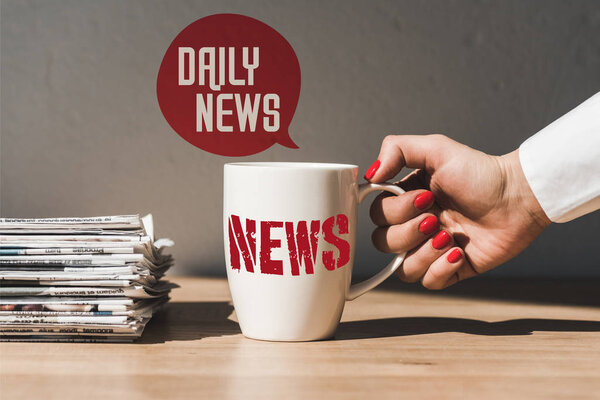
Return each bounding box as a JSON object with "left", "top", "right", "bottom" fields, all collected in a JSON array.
[{"left": 519, "top": 92, "right": 600, "bottom": 223}]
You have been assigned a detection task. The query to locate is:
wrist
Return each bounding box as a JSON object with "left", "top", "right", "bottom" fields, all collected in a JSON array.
[{"left": 497, "top": 150, "right": 552, "bottom": 230}]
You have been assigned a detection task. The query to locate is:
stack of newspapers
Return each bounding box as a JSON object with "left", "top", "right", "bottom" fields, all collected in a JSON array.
[{"left": 0, "top": 214, "right": 174, "bottom": 342}]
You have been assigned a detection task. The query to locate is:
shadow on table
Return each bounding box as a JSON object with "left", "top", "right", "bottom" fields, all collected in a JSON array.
[
  {"left": 138, "top": 301, "right": 240, "bottom": 344},
  {"left": 336, "top": 317, "right": 600, "bottom": 340},
  {"left": 137, "top": 279, "right": 600, "bottom": 343},
  {"left": 373, "top": 277, "right": 600, "bottom": 307}
]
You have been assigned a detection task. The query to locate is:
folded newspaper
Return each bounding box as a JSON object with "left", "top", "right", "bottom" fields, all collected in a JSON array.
[{"left": 0, "top": 214, "right": 175, "bottom": 342}]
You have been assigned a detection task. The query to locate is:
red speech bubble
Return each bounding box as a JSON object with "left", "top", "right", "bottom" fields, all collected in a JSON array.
[{"left": 157, "top": 14, "right": 301, "bottom": 156}]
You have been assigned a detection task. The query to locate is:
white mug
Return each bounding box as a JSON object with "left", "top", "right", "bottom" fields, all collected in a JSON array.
[{"left": 223, "top": 162, "right": 406, "bottom": 341}]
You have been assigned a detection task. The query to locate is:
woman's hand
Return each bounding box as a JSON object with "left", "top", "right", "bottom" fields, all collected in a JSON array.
[{"left": 366, "top": 134, "right": 551, "bottom": 289}]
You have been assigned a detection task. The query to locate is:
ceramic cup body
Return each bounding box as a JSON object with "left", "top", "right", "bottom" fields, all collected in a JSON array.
[{"left": 224, "top": 162, "right": 405, "bottom": 341}]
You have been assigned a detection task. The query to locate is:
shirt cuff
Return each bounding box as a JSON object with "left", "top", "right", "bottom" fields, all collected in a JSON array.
[{"left": 518, "top": 92, "right": 600, "bottom": 223}]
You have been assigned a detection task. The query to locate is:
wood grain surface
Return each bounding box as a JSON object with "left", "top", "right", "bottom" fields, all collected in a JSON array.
[{"left": 1, "top": 276, "right": 599, "bottom": 400}]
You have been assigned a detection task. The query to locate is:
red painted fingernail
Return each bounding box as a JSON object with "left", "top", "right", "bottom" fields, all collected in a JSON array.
[
  {"left": 418, "top": 215, "right": 439, "bottom": 235},
  {"left": 364, "top": 160, "right": 381, "bottom": 180},
  {"left": 447, "top": 248, "right": 462, "bottom": 263},
  {"left": 432, "top": 230, "right": 451, "bottom": 250},
  {"left": 414, "top": 191, "right": 435, "bottom": 210}
]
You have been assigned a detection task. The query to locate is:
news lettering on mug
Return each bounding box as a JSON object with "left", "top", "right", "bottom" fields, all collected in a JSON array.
[{"left": 227, "top": 214, "right": 351, "bottom": 275}]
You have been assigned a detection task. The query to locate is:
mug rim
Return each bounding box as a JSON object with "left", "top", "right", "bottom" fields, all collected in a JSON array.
[{"left": 225, "top": 162, "right": 358, "bottom": 170}]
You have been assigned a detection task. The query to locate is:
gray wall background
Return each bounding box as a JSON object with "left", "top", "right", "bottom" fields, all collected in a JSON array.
[{"left": 2, "top": 0, "right": 599, "bottom": 278}]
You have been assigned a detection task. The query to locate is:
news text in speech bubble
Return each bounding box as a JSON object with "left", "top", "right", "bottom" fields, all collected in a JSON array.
[{"left": 157, "top": 14, "right": 301, "bottom": 156}]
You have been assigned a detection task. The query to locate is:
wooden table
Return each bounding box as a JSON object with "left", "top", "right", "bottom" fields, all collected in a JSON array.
[{"left": 1, "top": 276, "right": 600, "bottom": 399}]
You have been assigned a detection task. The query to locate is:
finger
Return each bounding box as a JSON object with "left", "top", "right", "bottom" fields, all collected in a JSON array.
[
  {"left": 366, "top": 134, "right": 452, "bottom": 183},
  {"left": 368, "top": 170, "right": 431, "bottom": 225},
  {"left": 421, "top": 247, "right": 476, "bottom": 290},
  {"left": 372, "top": 214, "right": 439, "bottom": 253},
  {"left": 370, "top": 189, "right": 435, "bottom": 226},
  {"left": 395, "top": 169, "right": 446, "bottom": 218},
  {"left": 396, "top": 230, "right": 454, "bottom": 282}
]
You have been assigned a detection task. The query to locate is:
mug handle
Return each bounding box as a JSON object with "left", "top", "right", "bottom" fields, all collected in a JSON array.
[{"left": 346, "top": 182, "right": 407, "bottom": 301}]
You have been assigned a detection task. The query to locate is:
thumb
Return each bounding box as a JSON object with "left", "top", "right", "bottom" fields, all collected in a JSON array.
[{"left": 365, "top": 134, "right": 449, "bottom": 183}]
